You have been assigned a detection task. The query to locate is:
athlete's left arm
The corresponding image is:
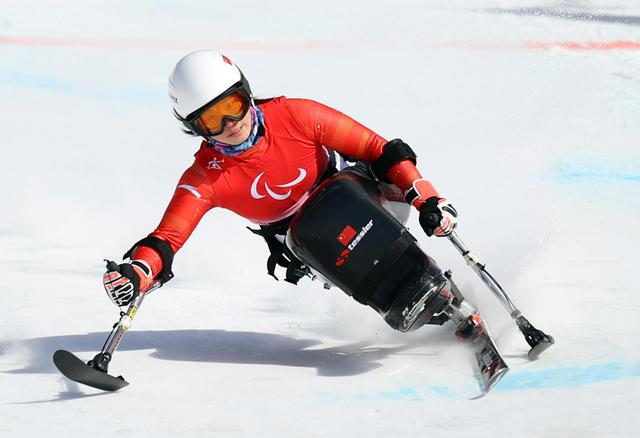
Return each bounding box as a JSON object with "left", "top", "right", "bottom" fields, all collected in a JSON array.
[
  {"left": 286, "top": 98, "right": 457, "bottom": 237},
  {"left": 285, "top": 98, "right": 438, "bottom": 203}
]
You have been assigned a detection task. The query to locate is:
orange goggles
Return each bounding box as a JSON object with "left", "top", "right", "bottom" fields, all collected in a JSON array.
[{"left": 186, "top": 87, "right": 251, "bottom": 137}]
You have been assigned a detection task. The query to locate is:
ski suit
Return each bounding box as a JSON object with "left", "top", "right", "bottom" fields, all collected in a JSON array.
[{"left": 131, "top": 97, "right": 436, "bottom": 287}]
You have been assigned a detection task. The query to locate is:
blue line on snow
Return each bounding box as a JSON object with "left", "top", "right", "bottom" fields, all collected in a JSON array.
[
  {"left": 0, "top": 71, "right": 164, "bottom": 104},
  {"left": 355, "top": 387, "right": 427, "bottom": 402},
  {"left": 551, "top": 160, "right": 640, "bottom": 183},
  {"left": 497, "top": 361, "right": 640, "bottom": 391},
  {"left": 0, "top": 71, "right": 76, "bottom": 93},
  {"left": 320, "top": 361, "right": 640, "bottom": 403}
]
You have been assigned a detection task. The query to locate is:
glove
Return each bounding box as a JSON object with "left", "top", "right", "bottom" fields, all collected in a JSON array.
[
  {"left": 419, "top": 196, "right": 458, "bottom": 237},
  {"left": 102, "top": 260, "right": 151, "bottom": 307}
]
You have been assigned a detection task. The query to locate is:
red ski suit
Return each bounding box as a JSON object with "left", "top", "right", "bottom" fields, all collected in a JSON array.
[{"left": 132, "top": 97, "right": 436, "bottom": 286}]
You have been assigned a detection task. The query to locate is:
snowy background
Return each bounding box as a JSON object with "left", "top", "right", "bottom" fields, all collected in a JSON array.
[{"left": 2, "top": 0, "right": 639, "bottom": 436}]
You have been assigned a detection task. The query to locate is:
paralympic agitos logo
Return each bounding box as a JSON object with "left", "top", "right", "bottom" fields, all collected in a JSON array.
[
  {"left": 251, "top": 168, "right": 307, "bottom": 201},
  {"left": 335, "top": 220, "right": 374, "bottom": 267}
]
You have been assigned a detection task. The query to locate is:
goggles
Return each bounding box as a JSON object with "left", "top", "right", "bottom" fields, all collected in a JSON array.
[{"left": 179, "top": 82, "right": 251, "bottom": 137}]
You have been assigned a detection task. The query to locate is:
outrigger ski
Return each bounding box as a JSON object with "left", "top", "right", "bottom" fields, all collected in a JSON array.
[
  {"left": 52, "top": 275, "right": 164, "bottom": 392},
  {"left": 53, "top": 350, "right": 129, "bottom": 392}
]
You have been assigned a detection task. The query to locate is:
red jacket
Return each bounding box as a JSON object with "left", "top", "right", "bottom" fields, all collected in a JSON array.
[{"left": 132, "top": 97, "right": 432, "bottom": 286}]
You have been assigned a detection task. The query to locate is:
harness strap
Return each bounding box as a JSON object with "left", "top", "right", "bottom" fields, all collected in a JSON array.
[
  {"left": 248, "top": 149, "right": 343, "bottom": 284},
  {"left": 247, "top": 223, "right": 309, "bottom": 284}
]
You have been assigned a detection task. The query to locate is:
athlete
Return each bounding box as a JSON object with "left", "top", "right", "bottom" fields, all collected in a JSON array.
[{"left": 103, "top": 50, "right": 458, "bottom": 308}]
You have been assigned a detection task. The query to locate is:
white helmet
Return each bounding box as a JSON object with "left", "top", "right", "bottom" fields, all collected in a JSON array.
[{"left": 168, "top": 50, "right": 252, "bottom": 135}]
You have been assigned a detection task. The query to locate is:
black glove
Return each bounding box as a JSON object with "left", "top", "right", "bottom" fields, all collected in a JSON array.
[{"left": 419, "top": 196, "right": 458, "bottom": 237}]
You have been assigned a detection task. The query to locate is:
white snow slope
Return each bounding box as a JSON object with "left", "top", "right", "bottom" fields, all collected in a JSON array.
[{"left": 2, "top": 1, "right": 640, "bottom": 437}]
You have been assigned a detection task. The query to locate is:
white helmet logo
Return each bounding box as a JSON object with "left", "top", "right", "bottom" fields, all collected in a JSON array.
[{"left": 251, "top": 168, "right": 307, "bottom": 200}]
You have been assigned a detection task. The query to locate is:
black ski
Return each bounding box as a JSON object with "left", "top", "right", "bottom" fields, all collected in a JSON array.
[
  {"left": 53, "top": 350, "right": 129, "bottom": 392},
  {"left": 516, "top": 315, "right": 555, "bottom": 360}
]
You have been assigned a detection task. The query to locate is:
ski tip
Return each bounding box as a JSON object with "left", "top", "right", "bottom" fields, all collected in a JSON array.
[
  {"left": 471, "top": 366, "right": 509, "bottom": 399},
  {"left": 483, "top": 366, "right": 510, "bottom": 393},
  {"left": 53, "top": 349, "right": 76, "bottom": 367},
  {"left": 528, "top": 336, "right": 555, "bottom": 360}
]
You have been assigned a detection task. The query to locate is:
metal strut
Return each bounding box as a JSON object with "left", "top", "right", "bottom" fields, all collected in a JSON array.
[
  {"left": 447, "top": 230, "right": 554, "bottom": 359},
  {"left": 89, "top": 281, "right": 162, "bottom": 372},
  {"left": 448, "top": 232, "right": 520, "bottom": 317}
]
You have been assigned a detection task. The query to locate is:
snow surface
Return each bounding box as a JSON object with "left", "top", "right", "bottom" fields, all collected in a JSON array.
[{"left": 2, "top": 1, "right": 640, "bottom": 436}]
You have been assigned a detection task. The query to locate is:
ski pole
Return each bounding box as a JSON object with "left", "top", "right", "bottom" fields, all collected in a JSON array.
[
  {"left": 88, "top": 279, "right": 162, "bottom": 373},
  {"left": 447, "top": 230, "right": 554, "bottom": 359}
]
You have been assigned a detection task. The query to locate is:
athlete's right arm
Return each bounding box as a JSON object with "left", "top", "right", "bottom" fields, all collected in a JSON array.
[{"left": 103, "top": 163, "right": 218, "bottom": 305}]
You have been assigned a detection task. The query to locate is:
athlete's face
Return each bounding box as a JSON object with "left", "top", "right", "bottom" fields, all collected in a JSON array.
[{"left": 209, "top": 109, "right": 252, "bottom": 145}]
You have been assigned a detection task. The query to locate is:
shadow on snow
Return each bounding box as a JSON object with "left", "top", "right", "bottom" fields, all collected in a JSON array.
[{"left": 1, "top": 329, "right": 415, "bottom": 379}]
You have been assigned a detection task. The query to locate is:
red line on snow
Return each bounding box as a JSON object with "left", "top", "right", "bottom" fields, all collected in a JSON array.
[
  {"left": 430, "top": 40, "right": 640, "bottom": 51},
  {"left": 1, "top": 35, "right": 639, "bottom": 51},
  {"left": 526, "top": 40, "right": 640, "bottom": 50}
]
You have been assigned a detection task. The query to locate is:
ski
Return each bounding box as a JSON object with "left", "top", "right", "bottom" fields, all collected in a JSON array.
[
  {"left": 53, "top": 350, "right": 129, "bottom": 391},
  {"left": 474, "top": 333, "right": 509, "bottom": 393},
  {"left": 451, "top": 306, "right": 509, "bottom": 395},
  {"left": 52, "top": 278, "right": 163, "bottom": 391}
]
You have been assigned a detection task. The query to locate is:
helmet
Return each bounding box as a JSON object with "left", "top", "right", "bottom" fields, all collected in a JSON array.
[{"left": 168, "top": 50, "right": 252, "bottom": 136}]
